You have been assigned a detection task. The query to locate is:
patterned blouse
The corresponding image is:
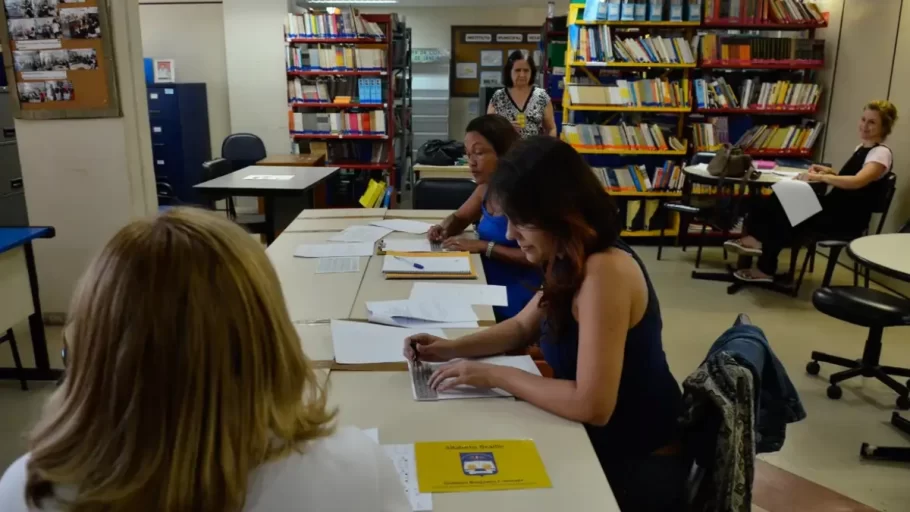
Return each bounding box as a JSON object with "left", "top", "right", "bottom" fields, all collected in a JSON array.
[{"left": 489, "top": 86, "right": 551, "bottom": 139}]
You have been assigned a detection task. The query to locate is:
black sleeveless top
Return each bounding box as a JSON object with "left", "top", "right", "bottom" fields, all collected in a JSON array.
[
  {"left": 823, "top": 144, "right": 892, "bottom": 234},
  {"left": 539, "top": 240, "right": 682, "bottom": 459}
]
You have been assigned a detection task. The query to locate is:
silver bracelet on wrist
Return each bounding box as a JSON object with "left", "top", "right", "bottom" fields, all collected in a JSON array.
[{"left": 485, "top": 241, "right": 495, "bottom": 258}]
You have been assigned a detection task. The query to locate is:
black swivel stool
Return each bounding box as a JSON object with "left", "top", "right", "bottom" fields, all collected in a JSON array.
[{"left": 807, "top": 285, "right": 910, "bottom": 409}]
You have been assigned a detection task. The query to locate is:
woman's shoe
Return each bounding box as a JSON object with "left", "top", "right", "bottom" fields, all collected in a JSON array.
[
  {"left": 733, "top": 269, "right": 773, "bottom": 283},
  {"left": 724, "top": 239, "right": 763, "bottom": 257}
]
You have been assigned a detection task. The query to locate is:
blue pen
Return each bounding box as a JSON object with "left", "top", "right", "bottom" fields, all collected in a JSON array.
[{"left": 393, "top": 255, "right": 424, "bottom": 270}]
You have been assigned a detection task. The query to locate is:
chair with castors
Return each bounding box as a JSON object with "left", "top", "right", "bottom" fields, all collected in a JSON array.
[
  {"left": 806, "top": 281, "right": 910, "bottom": 410},
  {"left": 860, "top": 412, "right": 910, "bottom": 463}
]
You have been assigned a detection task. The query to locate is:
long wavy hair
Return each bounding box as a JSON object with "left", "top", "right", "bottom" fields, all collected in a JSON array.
[
  {"left": 25, "top": 207, "right": 335, "bottom": 511},
  {"left": 489, "top": 136, "right": 620, "bottom": 335}
]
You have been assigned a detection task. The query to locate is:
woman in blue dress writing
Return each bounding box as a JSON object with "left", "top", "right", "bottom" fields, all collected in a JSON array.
[{"left": 427, "top": 114, "right": 541, "bottom": 321}]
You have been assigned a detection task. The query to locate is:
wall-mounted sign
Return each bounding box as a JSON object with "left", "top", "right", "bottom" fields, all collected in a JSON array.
[
  {"left": 495, "top": 33, "right": 524, "bottom": 43},
  {"left": 527, "top": 34, "right": 541, "bottom": 43},
  {"left": 413, "top": 48, "right": 450, "bottom": 63},
  {"left": 464, "top": 33, "right": 492, "bottom": 43}
]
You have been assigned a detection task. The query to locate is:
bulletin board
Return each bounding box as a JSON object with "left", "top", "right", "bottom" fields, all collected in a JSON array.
[
  {"left": 0, "top": 0, "right": 120, "bottom": 119},
  {"left": 450, "top": 25, "right": 541, "bottom": 98}
]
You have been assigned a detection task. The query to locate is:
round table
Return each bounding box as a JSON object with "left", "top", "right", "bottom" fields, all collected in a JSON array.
[{"left": 848, "top": 233, "right": 910, "bottom": 282}]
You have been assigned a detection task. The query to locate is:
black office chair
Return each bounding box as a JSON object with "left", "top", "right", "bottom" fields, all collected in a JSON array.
[
  {"left": 413, "top": 178, "right": 476, "bottom": 210},
  {"left": 860, "top": 412, "right": 910, "bottom": 463},
  {"left": 221, "top": 133, "right": 267, "bottom": 171},
  {"left": 200, "top": 158, "right": 268, "bottom": 234},
  {"left": 156, "top": 181, "right": 178, "bottom": 211},
  {"left": 806, "top": 220, "right": 910, "bottom": 409},
  {"left": 0, "top": 329, "right": 27, "bottom": 390},
  {"left": 792, "top": 172, "right": 898, "bottom": 293}
]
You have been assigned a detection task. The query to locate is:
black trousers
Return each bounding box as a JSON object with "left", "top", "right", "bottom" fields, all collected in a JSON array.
[
  {"left": 745, "top": 194, "right": 859, "bottom": 275},
  {"left": 602, "top": 451, "right": 691, "bottom": 511}
]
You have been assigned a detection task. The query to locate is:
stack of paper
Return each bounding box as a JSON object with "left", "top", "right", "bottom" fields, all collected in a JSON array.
[
  {"left": 370, "top": 219, "right": 434, "bottom": 234},
  {"left": 361, "top": 429, "right": 433, "bottom": 512},
  {"left": 366, "top": 299, "right": 479, "bottom": 328},
  {"left": 294, "top": 242, "right": 374, "bottom": 258},
  {"left": 409, "top": 355, "right": 541, "bottom": 401},
  {"left": 330, "top": 320, "right": 445, "bottom": 365},
  {"left": 380, "top": 239, "right": 440, "bottom": 253},
  {"left": 771, "top": 177, "right": 822, "bottom": 226},
  {"left": 329, "top": 225, "right": 392, "bottom": 244},
  {"left": 409, "top": 283, "right": 508, "bottom": 307},
  {"left": 382, "top": 256, "right": 472, "bottom": 275}
]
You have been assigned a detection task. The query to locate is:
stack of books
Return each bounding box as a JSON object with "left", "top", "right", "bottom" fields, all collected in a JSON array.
[
  {"left": 290, "top": 111, "right": 387, "bottom": 135},
  {"left": 734, "top": 122, "right": 824, "bottom": 154},
  {"left": 308, "top": 141, "right": 389, "bottom": 165},
  {"left": 563, "top": 123, "right": 686, "bottom": 152},
  {"left": 695, "top": 77, "right": 821, "bottom": 110},
  {"left": 571, "top": 25, "right": 695, "bottom": 65},
  {"left": 691, "top": 117, "right": 730, "bottom": 150},
  {"left": 704, "top": 0, "right": 825, "bottom": 24},
  {"left": 567, "top": 78, "right": 690, "bottom": 107},
  {"left": 592, "top": 162, "right": 686, "bottom": 192},
  {"left": 286, "top": 46, "right": 386, "bottom": 71},
  {"left": 699, "top": 34, "right": 824, "bottom": 65},
  {"left": 750, "top": 81, "right": 820, "bottom": 109},
  {"left": 694, "top": 77, "right": 739, "bottom": 108},
  {"left": 287, "top": 78, "right": 383, "bottom": 104},
  {"left": 285, "top": 8, "right": 385, "bottom": 39}
]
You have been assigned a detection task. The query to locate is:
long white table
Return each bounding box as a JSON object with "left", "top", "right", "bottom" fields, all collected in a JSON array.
[
  {"left": 284, "top": 217, "right": 386, "bottom": 233},
  {"left": 328, "top": 371, "right": 620, "bottom": 511}
]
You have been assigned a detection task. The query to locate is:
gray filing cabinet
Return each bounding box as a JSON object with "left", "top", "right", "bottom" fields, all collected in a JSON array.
[{"left": 0, "top": 87, "right": 27, "bottom": 226}]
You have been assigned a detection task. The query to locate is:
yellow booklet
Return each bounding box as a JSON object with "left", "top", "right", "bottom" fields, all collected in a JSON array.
[{"left": 414, "top": 439, "right": 551, "bottom": 493}]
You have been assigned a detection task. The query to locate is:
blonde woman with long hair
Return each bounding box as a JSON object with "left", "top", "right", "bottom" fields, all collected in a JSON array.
[{"left": 0, "top": 208, "right": 409, "bottom": 512}]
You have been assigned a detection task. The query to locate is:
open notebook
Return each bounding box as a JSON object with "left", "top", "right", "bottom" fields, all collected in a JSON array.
[
  {"left": 408, "top": 355, "right": 541, "bottom": 401},
  {"left": 382, "top": 252, "right": 475, "bottom": 279}
]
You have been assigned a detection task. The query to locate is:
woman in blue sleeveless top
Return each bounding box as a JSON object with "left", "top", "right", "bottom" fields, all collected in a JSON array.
[
  {"left": 427, "top": 115, "right": 541, "bottom": 321},
  {"left": 407, "top": 137, "right": 687, "bottom": 511}
]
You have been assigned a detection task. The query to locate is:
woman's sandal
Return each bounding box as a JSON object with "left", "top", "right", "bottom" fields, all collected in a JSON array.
[
  {"left": 723, "top": 239, "right": 763, "bottom": 257},
  {"left": 733, "top": 269, "right": 773, "bottom": 283}
]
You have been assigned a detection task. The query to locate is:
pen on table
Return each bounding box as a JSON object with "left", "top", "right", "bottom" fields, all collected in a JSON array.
[{"left": 393, "top": 255, "right": 424, "bottom": 270}]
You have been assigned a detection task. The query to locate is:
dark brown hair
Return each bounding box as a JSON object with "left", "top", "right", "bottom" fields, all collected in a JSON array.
[
  {"left": 502, "top": 50, "right": 537, "bottom": 88},
  {"left": 489, "top": 137, "right": 620, "bottom": 334},
  {"left": 465, "top": 114, "right": 519, "bottom": 156}
]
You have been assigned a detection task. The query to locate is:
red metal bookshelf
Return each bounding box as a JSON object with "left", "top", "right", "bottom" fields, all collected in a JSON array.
[
  {"left": 701, "top": 20, "right": 827, "bottom": 30},
  {"left": 699, "top": 60, "right": 824, "bottom": 70},
  {"left": 290, "top": 102, "right": 386, "bottom": 109},
  {"left": 287, "top": 37, "right": 386, "bottom": 45},
  {"left": 292, "top": 133, "right": 388, "bottom": 140},
  {"left": 744, "top": 149, "right": 813, "bottom": 158},
  {"left": 696, "top": 107, "right": 818, "bottom": 115}
]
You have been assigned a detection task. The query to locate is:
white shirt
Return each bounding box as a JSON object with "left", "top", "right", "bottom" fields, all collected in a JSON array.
[
  {"left": 855, "top": 144, "right": 893, "bottom": 178},
  {"left": 0, "top": 427, "right": 410, "bottom": 512}
]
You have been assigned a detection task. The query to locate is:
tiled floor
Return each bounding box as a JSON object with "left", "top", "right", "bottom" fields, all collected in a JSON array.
[{"left": 0, "top": 245, "right": 907, "bottom": 510}]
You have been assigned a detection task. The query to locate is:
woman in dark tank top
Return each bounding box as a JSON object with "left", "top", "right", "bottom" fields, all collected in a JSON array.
[{"left": 403, "top": 137, "right": 687, "bottom": 511}]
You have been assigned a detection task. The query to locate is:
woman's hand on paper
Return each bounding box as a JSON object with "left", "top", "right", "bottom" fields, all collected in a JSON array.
[
  {"left": 808, "top": 164, "right": 834, "bottom": 175},
  {"left": 428, "top": 360, "right": 499, "bottom": 392},
  {"left": 427, "top": 224, "right": 446, "bottom": 242},
  {"left": 803, "top": 172, "right": 828, "bottom": 183},
  {"left": 442, "top": 237, "right": 486, "bottom": 254},
  {"left": 404, "top": 333, "right": 457, "bottom": 363}
]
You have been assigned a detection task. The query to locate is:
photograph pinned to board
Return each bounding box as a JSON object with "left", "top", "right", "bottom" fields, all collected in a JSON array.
[
  {"left": 60, "top": 6, "right": 100, "bottom": 38},
  {"left": 479, "top": 50, "right": 502, "bottom": 67},
  {"left": 12, "top": 50, "right": 39, "bottom": 72},
  {"left": 153, "top": 59, "right": 176, "bottom": 83},
  {"left": 39, "top": 49, "right": 69, "bottom": 70},
  {"left": 479, "top": 71, "right": 501, "bottom": 88},
  {"left": 44, "top": 80, "right": 75, "bottom": 102},
  {"left": 33, "top": 16, "right": 61, "bottom": 39},
  {"left": 32, "top": 0, "right": 55, "bottom": 17},
  {"left": 7, "top": 18, "right": 36, "bottom": 39},
  {"left": 4, "top": 0, "right": 31, "bottom": 18},
  {"left": 61, "top": 0, "right": 87, "bottom": 3},
  {"left": 68, "top": 48, "right": 97, "bottom": 70},
  {"left": 455, "top": 62, "right": 477, "bottom": 79},
  {"left": 17, "top": 82, "right": 44, "bottom": 103}
]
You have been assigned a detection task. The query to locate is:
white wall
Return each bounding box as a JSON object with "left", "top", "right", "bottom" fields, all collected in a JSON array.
[
  {"left": 139, "top": 0, "right": 231, "bottom": 158},
  {"left": 16, "top": 0, "right": 157, "bottom": 314}
]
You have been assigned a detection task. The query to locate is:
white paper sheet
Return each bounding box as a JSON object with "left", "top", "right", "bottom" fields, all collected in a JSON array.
[
  {"left": 243, "top": 174, "right": 294, "bottom": 180},
  {"left": 409, "top": 283, "right": 508, "bottom": 307},
  {"left": 294, "top": 243, "right": 374, "bottom": 258},
  {"left": 409, "top": 355, "right": 541, "bottom": 401},
  {"left": 366, "top": 299, "right": 479, "bottom": 328},
  {"left": 361, "top": 428, "right": 380, "bottom": 444},
  {"left": 370, "top": 219, "right": 434, "bottom": 234},
  {"left": 770, "top": 170, "right": 802, "bottom": 178},
  {"left": 382, "top": 256, "right": 471, "bottom": 274},
  {"left": 383, "top": 444, "right": 433, "bottom": 511},
  {"left": 771, "top": 178, "right": 823, "bottom": 226},
  {"left": 316, "top": 257, "right": 361, "bottom": 274},
  {"left": 329, "top": 225, "right": 393, "bottom": 244},
  {"left": 330, "top": 320, "right": 445, "bottom": 364},
  {"left": 381, "top": 239, "right": 435, "bottom": 253}
]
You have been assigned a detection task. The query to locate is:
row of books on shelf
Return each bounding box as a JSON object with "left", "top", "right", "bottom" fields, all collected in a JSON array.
[
  {"left": 290, "top": 112, "right": 387, "bottom": 135},
  {"left": 563, "top": 123, "right": 687, "bottom": 151},
  {"left": 284, "top": 8, "right": 385, "bottom": 40},
  {"left": 694, "top": 77, "right": 820, "bottom": 110},
  {"left": 622, "top": 199, "right": 668, "bottom": 233},
  {"left": 285, "top": 47, "right": 386, "bottom": 71},
  {"left": 300, "top": 141, "right": 390, "bottom": 166},
  {"left": 287, "top": 78, "right": 383, "bottom": 104},
  {"left": 691, "top": 117, "right": 730, "bottom": 148},
  {"left": 571, "top": 25, "right": 696, "bottom": 64},
  {"left": 583, "top": 0, "right": 702, "bottom": 23},
  {"left": 567, "top": 78, "right": 691, "bottom": 108},
  {"left": 734, "top": 122, "right": 823, "bottom": 152},
  {"left": 704, "top": 0, "right": 824, "bottom": 24},
  {"left": 593, "top": 162, "right": 687, "bottom": 192},
  {"left": 698, "top": 34, "right": 824, "bottom": 64}
]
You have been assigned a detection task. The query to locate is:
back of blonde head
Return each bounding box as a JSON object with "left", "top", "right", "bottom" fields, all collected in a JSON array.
[{"left": 26, "top": 207, "right": 334, "bottom": 511}]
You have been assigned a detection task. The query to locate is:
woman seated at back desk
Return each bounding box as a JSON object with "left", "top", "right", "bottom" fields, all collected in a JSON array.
[
  {"left": 427, "top": 114, "right": 541, "bottom": 321},
  {"left": 727, "top": 100, "right": 897, "bottom": 283}
]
